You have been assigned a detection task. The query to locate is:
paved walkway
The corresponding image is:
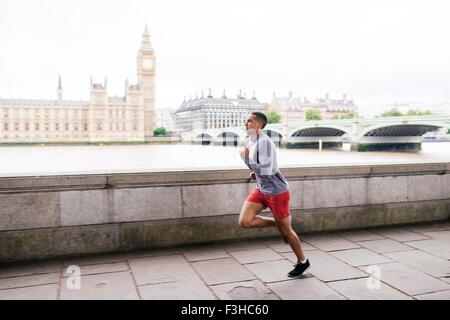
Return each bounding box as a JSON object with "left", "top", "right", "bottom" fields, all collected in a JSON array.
[{"left": 1, "top": 221, "right": 450, "bottom": 300}]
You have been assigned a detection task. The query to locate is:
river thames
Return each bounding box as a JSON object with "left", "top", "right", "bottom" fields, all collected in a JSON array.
[{"left": 0, "top": 142, "right": 449, "bottom": 177}]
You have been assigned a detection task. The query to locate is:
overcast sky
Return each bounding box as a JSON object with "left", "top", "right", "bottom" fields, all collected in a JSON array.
[{"left": 1, "top": 0, "right": 450, "bottom": 117}]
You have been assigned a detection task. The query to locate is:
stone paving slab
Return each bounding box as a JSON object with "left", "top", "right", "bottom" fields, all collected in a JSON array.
[
  {"left": 358, "top": 263, "right": 450, "bottom": 296},
  {"left": 371, "top": 228, "right": 431, "bottom": 242},
  {"left": 216, "top": 240, "right": 266, "bottom": 252},
  {"left": 404, "top": 239, "right": 450, "bottom": 260},
  {"left": 244, "top": 260, "right": 301, "bottom": 283},
  {"left": 126, "top": 248, "right": 181, "bottom": 259},
  {"left": 384, "top": 250, "right": 450, "bottom": 278},
  {"left": 63, "top": 253, "right": 126, "bottom": 267},
  {"left": 406, "top": 222, "right": 450, "bottom": 233},
  {"left": 329, "top": 248, "right": 393, "bottom": 267},
  {"left": 62, "top": 262, "right": 129, "bottom": 277},
  {"left": 284, "top": 250, "right": 367, "bottom": 282},
  {"left": 421, "top": 230, "right": 450, "bottom": 239},
  {"left": 0, "top": 272, "right": 59, "bottom": 290},
  {"left": 129, "top": 255, "right": 198, "bottom": 285},
  {"left": 180, "top": 245, "right": 230, "bottom": 262},
  {"left": 229, "top": 248, "right": 284, "bottom": 264},
  {"left": 338, "top": 230, "right": 385, "bottom": 242},
  {"left": 303, "top": 234, "right": 360, "bottom": 252},
  {"left": 357, "top": 239, "right": 415, "bottom": 254},
  {"left": 260, "top": 237, "right": 315, "bottom": 252},
  {"left": 191, "top": 258, "right": 256, "bottom": 285},
  {"left": 327, "top": 278, "right": 412, "bottom": 300},
  {"left": 60, "top": 271, "right": 139, "bottom": 300},
  {"left": 210, "top": 280, "right": 279, "bottom": 300},
  {"left": 0, "top": 284, "right": 58, "bottom": 300},
  {"left": 0, "top": 260, "right": 61, "bottom": 279},
  {"left": 1, "top": 220, "right": 450, "bottom": 300},
  {"left": 138, "top": 278, "right": 215, "bottom": 300},
  {"left": 268, "top": 277, "right": 346, "bottom": 300},
  {"left": 260, "top": 239, "right": 293, "bottom": 253},
  {"left": 414, "top": 290, "right": 450, "bottom": 300}
]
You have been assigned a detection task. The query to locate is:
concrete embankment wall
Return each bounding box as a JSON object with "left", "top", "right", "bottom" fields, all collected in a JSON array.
[{"left": 1, "top": 163, "right": 449, "bottom": 263}]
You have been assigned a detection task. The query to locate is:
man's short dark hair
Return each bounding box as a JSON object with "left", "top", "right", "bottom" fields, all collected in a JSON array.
[{"left": 251, "top": 111, "right": 268, "bottom": 129}]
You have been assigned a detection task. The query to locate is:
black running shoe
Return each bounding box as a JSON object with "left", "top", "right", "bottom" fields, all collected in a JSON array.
[{"left": 287, "top": 259, "right": 311, "bottom": 278}]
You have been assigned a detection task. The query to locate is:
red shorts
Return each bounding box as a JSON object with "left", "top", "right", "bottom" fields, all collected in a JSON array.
[{"left": 246, "top": 188, "right": 291, "bottom": 219}]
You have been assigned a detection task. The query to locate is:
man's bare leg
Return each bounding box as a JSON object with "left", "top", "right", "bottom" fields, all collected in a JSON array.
[
  {"left": 275, "top": 215, "right": 306, "bottom": 262},
  {"left": 239, "top": 201, "right": 277, "bottom": 228}
]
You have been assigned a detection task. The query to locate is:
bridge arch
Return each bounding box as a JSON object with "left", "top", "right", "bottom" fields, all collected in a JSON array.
[
  {"left": 289, "top": 125, "right": 350, "bottom": 138},
  {"left": 359, "top": 123, "right": 445, "bottom": 138},
  {"left": 194, "top": 133, "right": 213, "bottom": 145},
  {"left": 216, "top": 131, "right": 240, "bottom": 146},
  {"left": 263, "top": 129, "right": 283, "bottom": 146},
  {"left": 215, "top": 128, "right": 242, "bottom": 137}
]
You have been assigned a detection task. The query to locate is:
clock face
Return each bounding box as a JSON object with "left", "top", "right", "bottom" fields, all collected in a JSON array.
[{"left": 143, "top": 59, "right": 153, "bottom": 69}]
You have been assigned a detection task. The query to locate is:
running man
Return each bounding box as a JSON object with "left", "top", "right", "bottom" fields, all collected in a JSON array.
[{"left": 239, "top": 111, "right": 310, "bottom": 277}]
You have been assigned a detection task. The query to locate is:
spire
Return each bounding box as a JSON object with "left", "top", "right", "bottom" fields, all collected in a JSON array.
[
  {"left": 140, "top": 23, "right": 153, "bottom": 52},
  {"left": 252, "top": 90, "right": 256, "bottom": 100},
  {"left": 142, "top": 23, "right": 150, "bottom": 42},
  {"left": 104, "top": 77, "right": 108, "bottom": 89},
  {"left": 222, "top": 89, "right": 227, "bottom": 99},
  {"left": 57, "top": 75, "right": 63, "bottom": 102},
  {"left": 207, "top": 88, "right": 213, "bottom": 98},
  {"left": 201, "top": 90, "right": 204, "bottom": 99}
]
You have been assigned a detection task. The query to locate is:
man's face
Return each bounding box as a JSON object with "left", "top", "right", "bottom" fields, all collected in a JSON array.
[{"left": 245, "top": 115, "right": 261, "bottom": 133}]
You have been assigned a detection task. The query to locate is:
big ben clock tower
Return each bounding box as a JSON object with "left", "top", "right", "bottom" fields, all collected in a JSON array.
[{"left": 137, "top": 24, "right": 156, "bottom": 140}]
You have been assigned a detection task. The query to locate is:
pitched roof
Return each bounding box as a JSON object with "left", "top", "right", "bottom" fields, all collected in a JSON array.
[
  {"left": 0, "top": 98, "right": 89, "bottom": 108},
  {"left": 176, "top": 97, "right": 264, "bottom": 113}
]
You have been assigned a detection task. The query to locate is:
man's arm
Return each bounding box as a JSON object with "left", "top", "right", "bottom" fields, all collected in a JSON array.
[
  {"left": 246, "top": 140, "right": 275, "bottom": 176},
  {"left": 240, "top": 148, "right": 257, "bottom": 181}
]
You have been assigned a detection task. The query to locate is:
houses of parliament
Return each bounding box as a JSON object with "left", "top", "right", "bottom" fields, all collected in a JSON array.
[{"left": 0, "top": 26, "right": 156, "bottom": 143}]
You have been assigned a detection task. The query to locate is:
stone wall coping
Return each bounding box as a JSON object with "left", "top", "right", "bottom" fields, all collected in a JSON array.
[{"left": 0, "top": 162, "right": 448, "bottom": 193}]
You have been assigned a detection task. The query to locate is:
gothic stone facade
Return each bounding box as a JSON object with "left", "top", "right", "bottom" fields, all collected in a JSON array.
[{"left": 0, "top": 26, "right": 156, "bottom": 143}]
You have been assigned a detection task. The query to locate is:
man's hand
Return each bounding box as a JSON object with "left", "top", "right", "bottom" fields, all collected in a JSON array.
[
  {"left": 249, "top": 172, "right": 256, "bottom": 181},
  {"left": 240, "top": 147, "right": 249, "bottom": 158}
]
